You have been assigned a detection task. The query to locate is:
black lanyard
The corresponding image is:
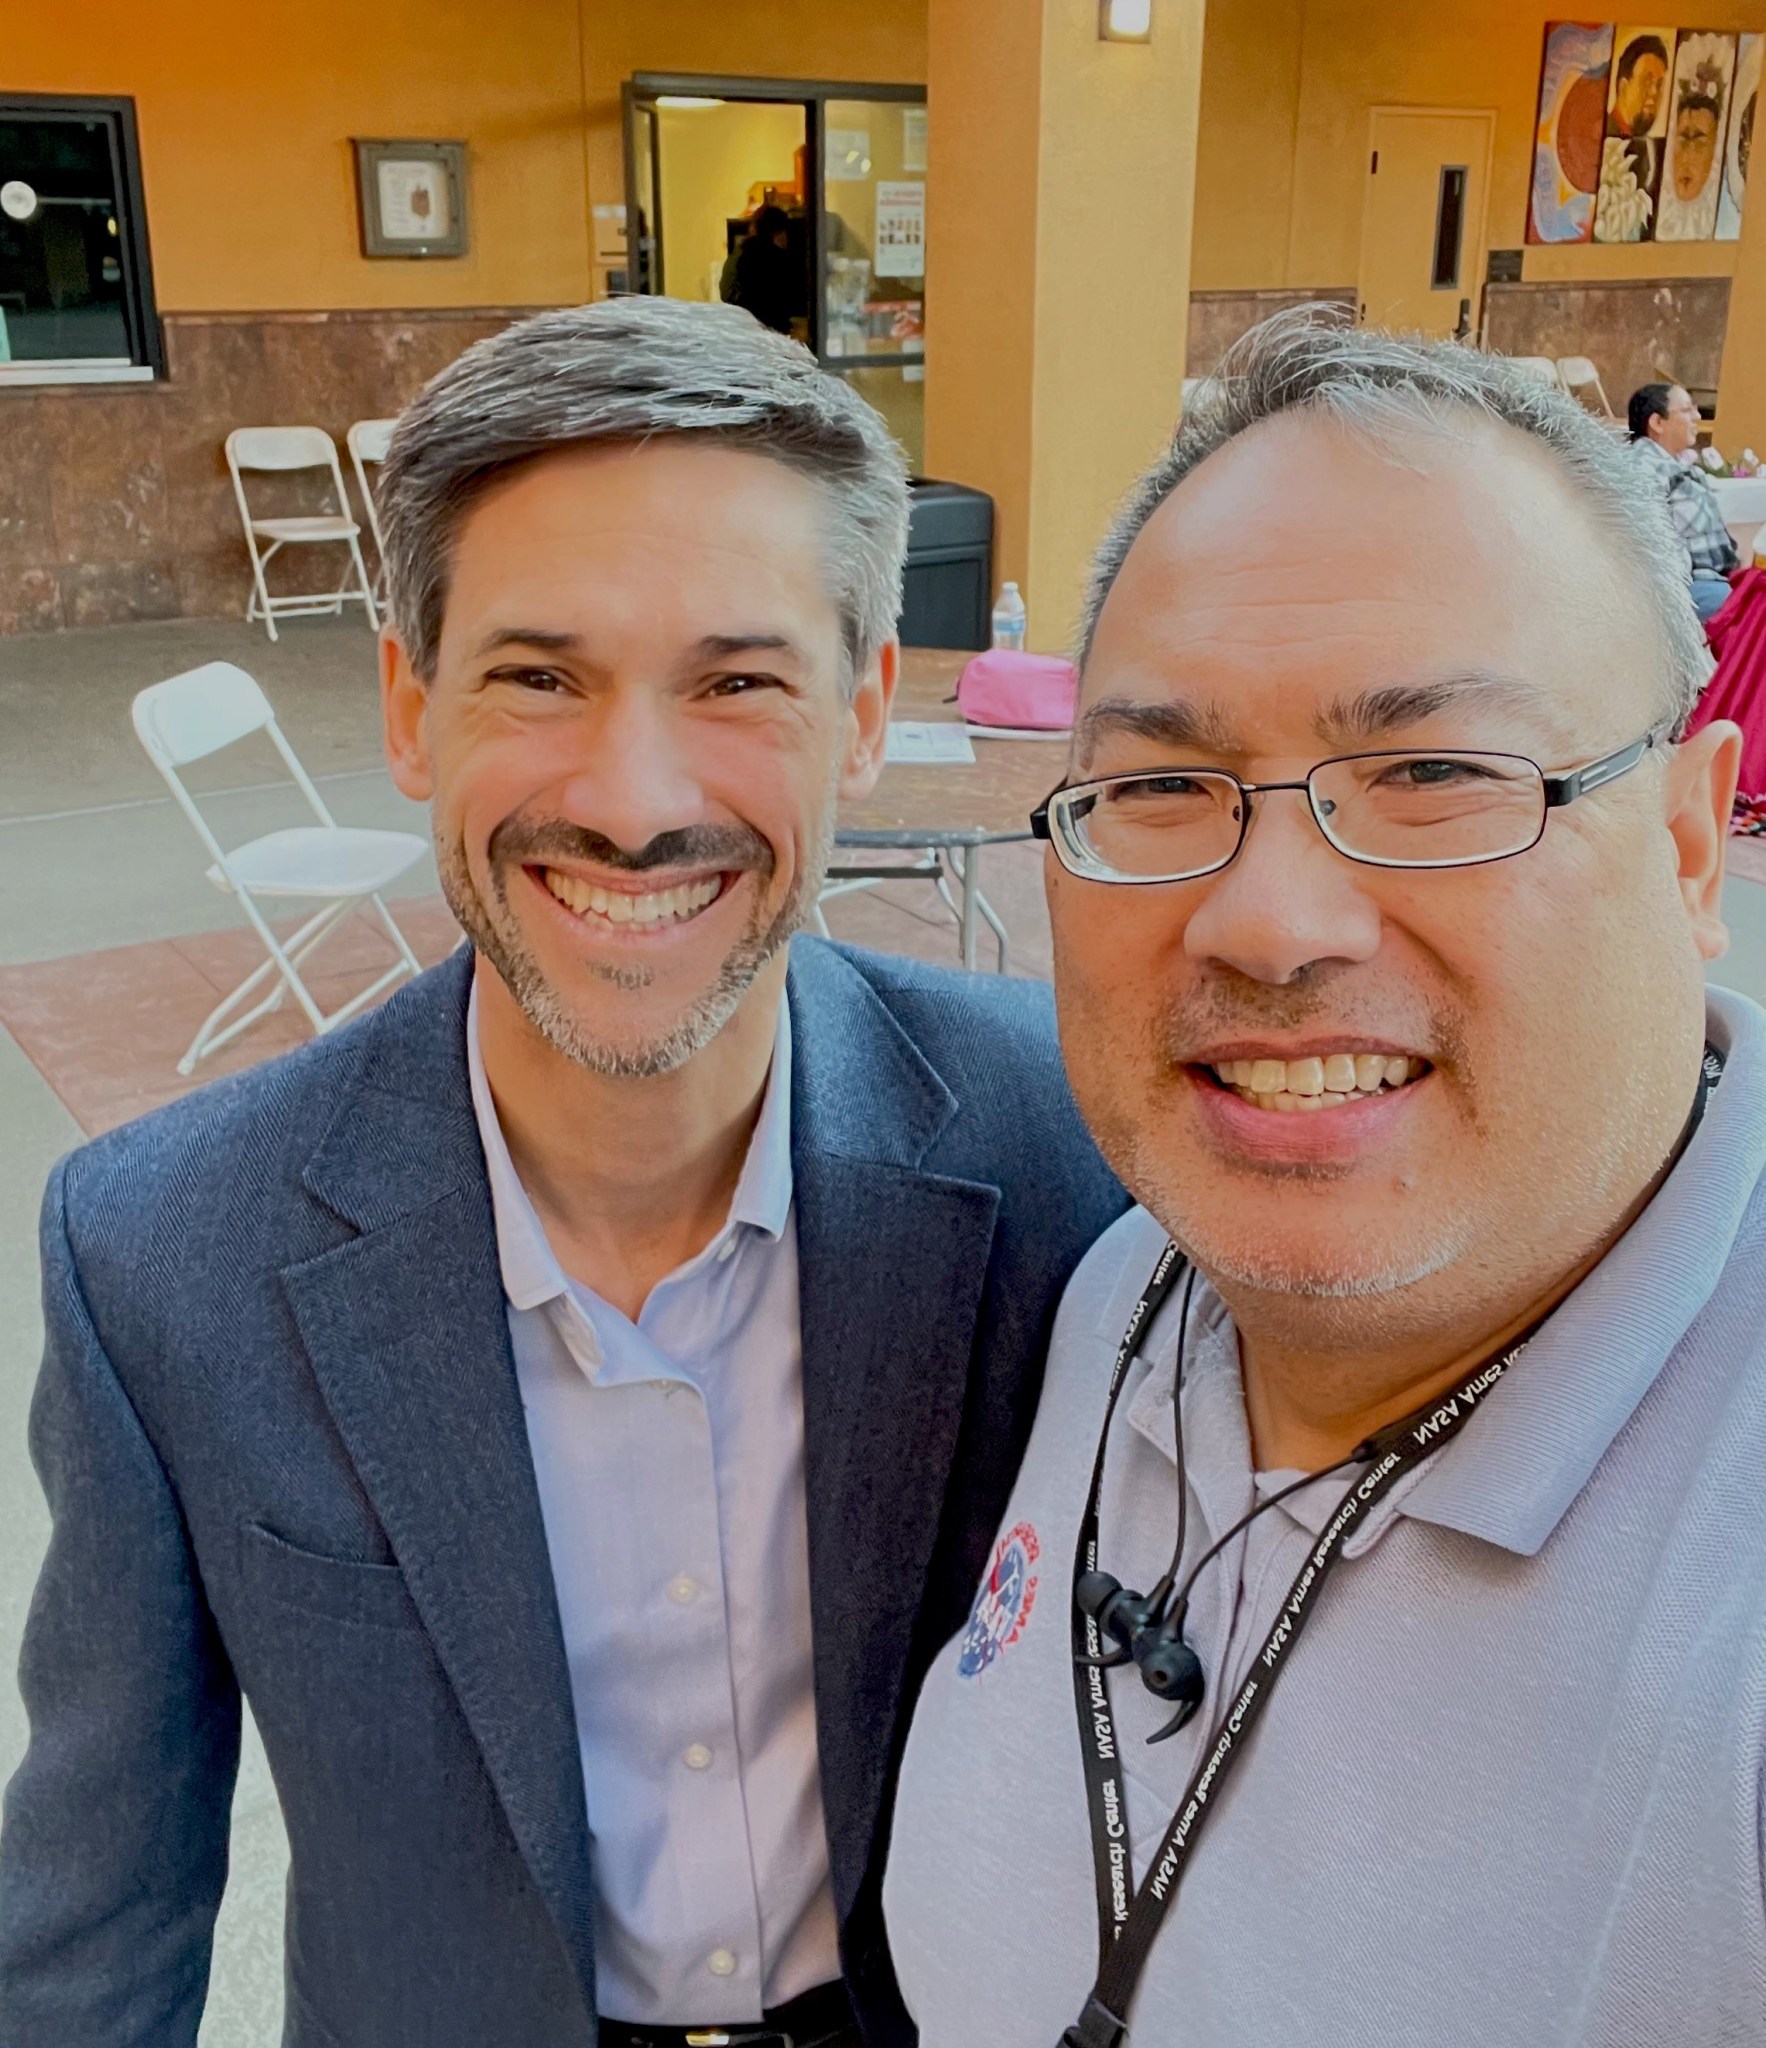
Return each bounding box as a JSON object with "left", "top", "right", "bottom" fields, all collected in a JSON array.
[{"left": 1062, "top": 1043, "right": 1725, "bottom": 2048}]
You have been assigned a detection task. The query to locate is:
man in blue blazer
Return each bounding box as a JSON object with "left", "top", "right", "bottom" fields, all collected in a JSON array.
[{"left": 0, "top": 302, "right": 1123, "bottom": 2048}]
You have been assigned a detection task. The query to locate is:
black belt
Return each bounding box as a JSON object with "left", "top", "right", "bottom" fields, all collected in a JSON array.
[{"left": 598, "top": 1979, "right": 858, "bottom": 2048}]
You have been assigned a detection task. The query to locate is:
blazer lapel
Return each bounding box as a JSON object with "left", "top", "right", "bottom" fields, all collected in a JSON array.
[
  {"left": 278, "top": 954, "right": 596, "bottom": 2002},
  {"left": 788, "top": 945, "right": 1002, "bottom": 1920}
]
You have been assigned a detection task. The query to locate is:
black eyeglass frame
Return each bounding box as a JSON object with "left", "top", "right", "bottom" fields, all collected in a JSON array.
[{"left": 1029, "top": 722, "right": 1673, "bottom": 884}]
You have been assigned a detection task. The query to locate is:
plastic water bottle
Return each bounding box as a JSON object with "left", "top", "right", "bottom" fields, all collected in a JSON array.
[{"left": 991, "top": 580, "right": 1027, "bottom": 651}]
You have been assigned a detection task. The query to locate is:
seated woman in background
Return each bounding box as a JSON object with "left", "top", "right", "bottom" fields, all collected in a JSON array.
[{"left": 1628, "top": 380, "right": 1740, "bottom": 625}]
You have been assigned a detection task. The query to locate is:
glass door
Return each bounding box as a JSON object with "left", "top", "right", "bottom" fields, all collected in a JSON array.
[
  {"left": 622, "top": 75, "right": 927, "bottom": 467},
  {"left": 620, "top": 83, "right": 662, "bottom": 295},
  {"left": 817, "top": 94, "right": 926, "bottom": 466}
]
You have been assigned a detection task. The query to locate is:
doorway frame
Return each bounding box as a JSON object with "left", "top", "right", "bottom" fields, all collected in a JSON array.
[
  {"left": 622, "top": 71, "right": 926, "bottom": 371},
  {"left": 1356, "top": 104, "right": 1497, "bottom": 337}
]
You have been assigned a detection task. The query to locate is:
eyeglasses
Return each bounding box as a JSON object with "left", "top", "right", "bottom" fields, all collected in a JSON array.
[{"left": 1031, "top": 723, "right": 1670, "bottom": 885}]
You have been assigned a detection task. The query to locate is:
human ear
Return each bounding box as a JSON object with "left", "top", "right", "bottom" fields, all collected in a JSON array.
[
  {"left": 1663, "top": 719, "right": 1742, "bottom": 961},
  {"left": 838, "top": 638, "right": 899, "bottom": 801},
  {"left": 381, "top": 633, "right": 435, "bottom": 802}
]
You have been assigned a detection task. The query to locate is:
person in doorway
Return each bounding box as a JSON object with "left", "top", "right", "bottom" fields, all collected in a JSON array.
[
  {"left": 1629, "top": 379, "right": 1739, "bottom": 624},
  {"left": 0, "top": 298, "right": 1125, "bottom": 2048},
  {"left": 1610, "top": 31, "right": 1670, "bottom": 137},
  {"left": 886, "top": 312, "right": 1764, "bottom": 2047},
  {"left": 721, "top": 203, "right": 799, "bottom": 336}
]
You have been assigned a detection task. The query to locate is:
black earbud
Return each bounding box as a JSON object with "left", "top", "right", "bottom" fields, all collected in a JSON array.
[{"left": 1075, "top": 1569, "right": 1206, "bottom": 1743}]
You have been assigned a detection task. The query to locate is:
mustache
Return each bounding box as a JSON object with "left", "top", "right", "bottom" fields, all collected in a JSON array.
[
  {"left": 1156, "top": 972, "right": 1460, "bottom": 1066},
  {"left": 489, "top": 814, "right": 774, "bottom": 877}
]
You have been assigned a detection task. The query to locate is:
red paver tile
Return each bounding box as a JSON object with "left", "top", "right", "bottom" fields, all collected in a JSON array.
[
  {"left": 0, "top": 860, "right": 1052, "bottom": 1141},
  {"left": 0, "top": 898, "right": 463, "bottom": 1136}
]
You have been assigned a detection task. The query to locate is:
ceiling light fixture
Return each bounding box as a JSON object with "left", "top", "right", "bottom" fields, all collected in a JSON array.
[{"left": 1098, "top": 0, "right": 1153, "bottom": 41}]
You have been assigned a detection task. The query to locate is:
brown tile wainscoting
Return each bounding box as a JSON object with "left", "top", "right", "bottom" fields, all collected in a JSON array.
[
  {"left": 0, "top": 306, "right": 554, "bottom": 635},
  {"left": 1187, "top": 288, "right": 1356, "bottom": 376},
  {"left": 1482, "top": 277, "right": 1730, "bottom": 411}
]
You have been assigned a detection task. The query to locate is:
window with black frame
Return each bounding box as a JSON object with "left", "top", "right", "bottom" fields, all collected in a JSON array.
[{"left": 0, "top": 93, "right": 161, "bottom": 385}]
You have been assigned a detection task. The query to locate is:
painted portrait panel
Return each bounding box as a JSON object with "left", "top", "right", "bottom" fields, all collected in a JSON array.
[
  {"left": 1657, "top": 30, "right": 1737, "bottom": 240},
  {"left": 1594, "top": 135, "right": 1664, "bottom": 239},
  {"left": 1529, "top": 22, "right": 1617, "bottom": 243},
  {"left": 1717, "top": 32, "right": 1760, "bottom": 238},
  {"left": 1607, "top": 26, "right": 1675, "bottom": 139}
]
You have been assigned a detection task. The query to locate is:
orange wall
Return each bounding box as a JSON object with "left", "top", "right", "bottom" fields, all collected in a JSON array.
[
  {"left": 1195, "top": 0, "right": 1766, "bottom": 291},
  {"left": 9, "top": 0, "right": 926, "bottom": 313},
  {"left": 11, "top": 0, "right": 594, "bottom": 310}
]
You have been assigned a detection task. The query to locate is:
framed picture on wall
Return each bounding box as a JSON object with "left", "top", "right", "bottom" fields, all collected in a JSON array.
[{"left": 352, "top": 139, "right": 469, "bottom": 258}]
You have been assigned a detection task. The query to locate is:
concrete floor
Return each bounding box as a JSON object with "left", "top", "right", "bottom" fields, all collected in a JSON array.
[{"left": 2, "top": 614, "right": 1765, "bottom": 2044}]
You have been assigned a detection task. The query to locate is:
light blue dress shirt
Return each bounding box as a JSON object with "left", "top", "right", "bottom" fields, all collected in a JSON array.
[{"left": 466, "top": 986, "right": 839, "bottom": 2025}]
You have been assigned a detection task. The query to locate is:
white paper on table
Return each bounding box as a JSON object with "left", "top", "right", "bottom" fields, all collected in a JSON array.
[
  {"left": 963, "top": 724, "right": 1071, "bottom": 742},
  {"left": 886, "top": 722, "right": 976, "bottom": 764}
]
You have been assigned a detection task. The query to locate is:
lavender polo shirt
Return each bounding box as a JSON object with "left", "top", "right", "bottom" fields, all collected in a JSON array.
[{"left": 886, "top": 987, "right": 1766, "bottom": 2047}]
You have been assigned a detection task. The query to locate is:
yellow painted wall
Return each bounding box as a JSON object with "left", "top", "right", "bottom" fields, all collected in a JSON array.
[
  {"left": 10, "top": 0, "right": 594, "bottom": 310},
  {"left": 655, "top": 101, "right": 805, "bottom": 301},
  {"left": 1194, "top": 0, "right": 1766, "bottom": 291},
  {"left": 925, "top": 0, "right": 1205, "bottom": 650},
  {"left": 924, "top": 0, "right": 1043, "bottom": 590},
  {"left": 10, "top": 0, "right": 926, "bottom": 313}
]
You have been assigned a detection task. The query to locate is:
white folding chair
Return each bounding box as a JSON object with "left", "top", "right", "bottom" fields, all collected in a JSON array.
[
  {"left": 132, "top": 663, "right": 428, "bottom": 1074},
  {"left": 1508, "top": 356, "right": 1564, "bottom": 388},
  {"left": 225, "top": 426, "right": 379, "bottom": 642},
  {"left": 346, "top": 417, "right": 397, "bottom": 563},
  {"left": 1555, "top": 356, "right": 1616, "bottom": 418}
]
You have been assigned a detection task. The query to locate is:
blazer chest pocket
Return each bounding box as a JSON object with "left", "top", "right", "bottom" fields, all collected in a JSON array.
[{"left": 238, "top": 1519, "right": 421, "bottom": 1632}]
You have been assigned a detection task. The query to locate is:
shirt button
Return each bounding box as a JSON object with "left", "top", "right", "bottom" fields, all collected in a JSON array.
[
  {"left": 707, "top": 1948, "right": 737, "bottom": 1978},
  {"left": 682, "top": 1743, "right": 713, "bottom": 1771},
  {"left": 666, "top": 1575, "right": 700, "bottom": 1606},
  {"left": 716, "top": 1237, "right": 737, "bottom": 1263}
]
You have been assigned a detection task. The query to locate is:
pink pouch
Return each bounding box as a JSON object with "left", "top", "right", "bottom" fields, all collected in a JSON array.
[{"left": 955, "top": 649, "right": 1079, "bottom": 731}]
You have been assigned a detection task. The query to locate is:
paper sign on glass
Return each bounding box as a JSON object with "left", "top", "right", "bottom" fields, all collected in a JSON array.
[{"left": 874, "top": 180, "right": 927, "bottom": 277}]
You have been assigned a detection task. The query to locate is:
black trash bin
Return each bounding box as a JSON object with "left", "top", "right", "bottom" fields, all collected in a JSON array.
[{"left": 899, "top": 477, "right": 994, "bottom": 651}]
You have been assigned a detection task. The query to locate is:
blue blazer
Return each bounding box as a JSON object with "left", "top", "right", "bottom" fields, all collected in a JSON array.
[{"left": 0, "top": 940, "right": 1126, "bottom": 2048}]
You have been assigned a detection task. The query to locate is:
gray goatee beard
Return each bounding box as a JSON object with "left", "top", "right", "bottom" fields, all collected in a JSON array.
[{"left": 436, "top": 801, "right": 835, "bottom": 1079}]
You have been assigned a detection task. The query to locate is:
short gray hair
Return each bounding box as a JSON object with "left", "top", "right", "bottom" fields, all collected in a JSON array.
[
  {"left": 378, "top": 297, "right": 910, "bottom": 685},
  {"left": 1083, "top": 309, "right": 1713, "bottom": 729}
]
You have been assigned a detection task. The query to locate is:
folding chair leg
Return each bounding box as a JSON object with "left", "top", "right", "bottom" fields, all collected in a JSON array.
[
  {"left": 245, "top": 536, "right": 280, "bottom": 643},
  {"left": 345, "top": 532, "right": 380, "bottom": 631},
  {"left": 177, "top": 900, "right": 354, "bottom": 1074},
  {"left": 364, "top": 893, "right": 423, "bottom": 976}
]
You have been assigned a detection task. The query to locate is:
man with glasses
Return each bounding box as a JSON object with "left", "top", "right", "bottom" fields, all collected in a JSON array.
[
  {"left": 1628, "top": 380, "right": 1739, "bottom": 625},
  {"left": 885, "top": 313, "right": 1763, "bottom": 2047}
]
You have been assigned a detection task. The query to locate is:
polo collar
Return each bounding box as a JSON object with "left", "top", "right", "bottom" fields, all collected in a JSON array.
[
  {"left": 1115, "top": 990, "right": 1766, "bottom": 1559},
  {"left": 465, "top": 975, "right": 794, "bottom": 1315},
  {"left": 1402, "top": 988, "right": 1766, "bottom": 1555}
]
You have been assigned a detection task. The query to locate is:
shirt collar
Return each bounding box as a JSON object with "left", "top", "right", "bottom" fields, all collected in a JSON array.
[
  {"left": 465, "top": 975, "right": 794, "bottom": 1314},
  {"left": 1114, "top": 990, "right": 1766, "bottom": 1558},
  {"left": 1402, "top": 988, "right": 1766, "bottom": 1555}
]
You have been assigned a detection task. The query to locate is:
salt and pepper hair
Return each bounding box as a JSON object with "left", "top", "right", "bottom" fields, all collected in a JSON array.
[
  {"left": 1083, "top": 308, "right": 1714, "bottom": 730},
  {"left": 377, "top": 297, "right": 910, "bottom": 690}
]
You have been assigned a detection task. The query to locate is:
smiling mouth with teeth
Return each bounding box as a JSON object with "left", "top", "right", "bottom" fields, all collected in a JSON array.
[
  {"left": 540, "top": 867, "right": 726, "bottom": 930},
  {"left": 1205, "top": 1052, "right": 1430, "bottom": 1113}
]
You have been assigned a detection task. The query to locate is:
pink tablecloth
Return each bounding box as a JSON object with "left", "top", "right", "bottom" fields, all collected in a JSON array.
[{"left": 1688, "top": 566, "right": 1766, "bottom": 830}]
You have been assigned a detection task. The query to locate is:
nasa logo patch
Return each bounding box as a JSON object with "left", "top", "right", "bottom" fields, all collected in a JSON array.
[{"left": 956, "top": 1521, "right": 1041, "bottom": 1678}]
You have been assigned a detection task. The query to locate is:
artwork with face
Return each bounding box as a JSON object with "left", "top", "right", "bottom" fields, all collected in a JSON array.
[
  {"left": 1530, "top": 21, "right": 1618, "bottom": 242},
  {"left": 1608, "top": 26, "right": 1675, "bottom": 138},
  {"left": 1658, "top": 30, "right": 1736, "bottom": 239},
  {"left": 1717, "top": 32, "right": 1759, "bottom": 238}
]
